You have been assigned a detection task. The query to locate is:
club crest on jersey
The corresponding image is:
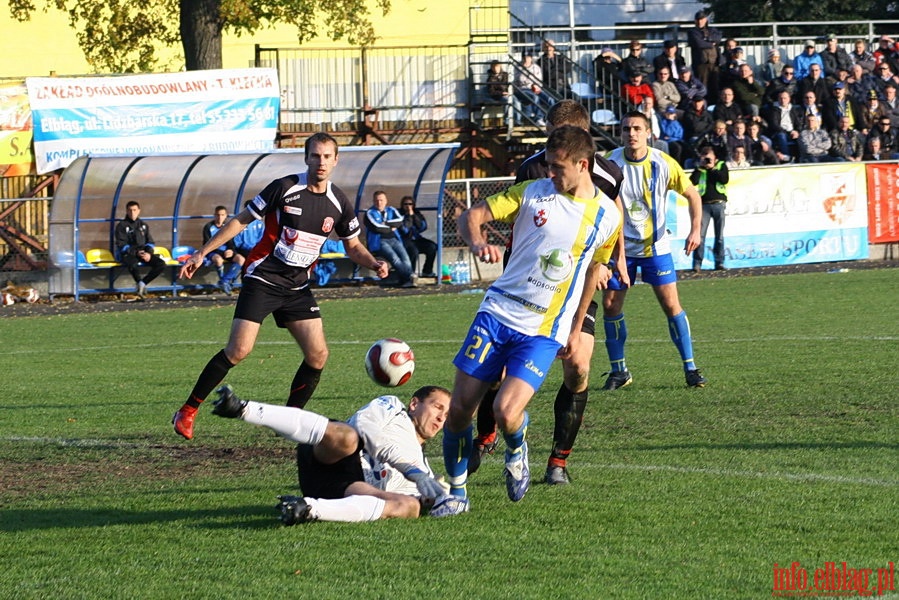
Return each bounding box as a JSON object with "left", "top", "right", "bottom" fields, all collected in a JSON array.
[
  {"left": 322, "top": 217, "right": 334, "bottom": 233},
  {"left": 283, "top": 227, "right": 299, "bottom": 245},
  {"left": 534, "top": 208, "right": 548, "bottom": 227}
]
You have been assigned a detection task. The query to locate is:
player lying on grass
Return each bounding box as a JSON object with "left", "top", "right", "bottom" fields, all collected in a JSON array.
[{"left": 211, "top": 383, "right": 469, "bottom": 523}]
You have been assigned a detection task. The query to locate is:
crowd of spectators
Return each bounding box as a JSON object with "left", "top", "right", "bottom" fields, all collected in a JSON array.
[{"left": 590, "top": 11, "right": 899, "bottom": 168}]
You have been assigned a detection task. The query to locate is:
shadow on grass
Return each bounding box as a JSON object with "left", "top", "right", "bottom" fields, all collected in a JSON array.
[{"left": 0, "top": 504, "right": 280, "bottom": 533}]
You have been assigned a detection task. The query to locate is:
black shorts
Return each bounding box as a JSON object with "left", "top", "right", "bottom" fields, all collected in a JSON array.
[
  {"left": 580, "top": 300, "right": 598, "bottom": 336},
  {"left": 233, "top": 278, "right": 321, "bottom": 328},
  {"left": 295, "top": 436, "right": 365, "bottom": 499}
]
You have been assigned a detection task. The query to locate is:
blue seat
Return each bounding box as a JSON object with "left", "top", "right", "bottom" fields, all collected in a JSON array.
[
  {"left": 171, "top": 245, "right": 196, "bottom": 263},
  {"left": 77, "top": 250, "right": 93, "bottom": 268}
]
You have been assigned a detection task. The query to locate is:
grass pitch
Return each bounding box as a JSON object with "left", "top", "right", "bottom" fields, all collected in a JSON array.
[{"left": 1, "top": 268, "right": 897, "bottom": 599}]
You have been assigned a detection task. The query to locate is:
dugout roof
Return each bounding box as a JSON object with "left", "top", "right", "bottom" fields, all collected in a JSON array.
[{"left": 48, "top": 144, "right": 459, "bottom": 298}]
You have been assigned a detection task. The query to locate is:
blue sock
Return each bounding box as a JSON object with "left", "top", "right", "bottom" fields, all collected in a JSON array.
[
  {"left": 224, "top": 262, "right": 242, "bottom": 283},
  {"left": 442, "top": 424, "right": 472, "bottom": 497},
  {"left": 603, "top": 314, "right": 628, "bottom": 372},
  {"left": 502, "top": 411, "right": 529, "bottom": 454},
  {"left": 668, "top": 310, "right": 697, "bottom": 371}
]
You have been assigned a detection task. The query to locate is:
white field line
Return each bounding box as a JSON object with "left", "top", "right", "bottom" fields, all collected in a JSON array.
[
  {"left": 4, "top": 435, "right": 897, "bottom": 488},
  {"left": 2, "top": 335, "right": 898, "bottom": 356}
]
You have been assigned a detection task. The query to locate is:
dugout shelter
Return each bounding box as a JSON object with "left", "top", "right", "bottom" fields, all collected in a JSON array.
[{"left": 48, "top": 144, "right": 459, "bottom": 299}]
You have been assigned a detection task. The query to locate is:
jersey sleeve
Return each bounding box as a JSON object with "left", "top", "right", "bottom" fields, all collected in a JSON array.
[
  {"left": 663, "top": 153, "right": 693, "bottom": 196},
  {"left": 332, "top": 183, "right": 361, "bottom": 240},
  {"left": 486, "top": 180, "right": 531, "bottom": 223},
  {"left": 246, "top": 177, "right": 292, "bottom": 221},
  {"left": 593, "top": 208, "right": 622, "bottom": 264},
  {"left": 350, "top": 396, "right": 429, "bottom": 478}
]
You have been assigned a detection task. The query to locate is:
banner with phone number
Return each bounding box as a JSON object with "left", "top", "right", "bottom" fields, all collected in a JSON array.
[
  {"left": 667, "top": 162, "right": 869, "bottom": 270},
  {"left": 26, "top": 68, "right": 279, "bottom": 174}
]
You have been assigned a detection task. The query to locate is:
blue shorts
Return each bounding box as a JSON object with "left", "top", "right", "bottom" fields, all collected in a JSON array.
[
  {"left": 453, "top": 312, "right": 561, "bottom": 392},
  {"left": 607, "top": 254, "right": 678, "bottom": 290}
]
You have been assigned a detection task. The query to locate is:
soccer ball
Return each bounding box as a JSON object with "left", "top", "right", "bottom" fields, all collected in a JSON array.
[
  {"left": 365, "top": 338, "right": 415, "bottom": 387},
  {"left": 1, "top": 292, "right": 14, "bottom": 306}
]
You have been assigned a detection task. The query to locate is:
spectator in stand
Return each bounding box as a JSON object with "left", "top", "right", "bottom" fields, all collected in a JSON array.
[
  {"left": 764, "top": 65, "right": 798, "bottom": 106},
  {"left": 848, "top": 63, "right": 879, "bottom": 106},
  {"left": 861, "top": 89, "right": 888, "bottom": 134},
  {"left": 882, "top": 83, "right": 899, "bottom": 125},
  {"left": 675, "top": 66, "right": 707, "bottom": 110},
  {"left": 799, "top": 90, "right": 823, "bottom": 121},
  {"left": 821, "top": 34, "right": 854, "bottom": 81},
  {"left": 747, "top": 120, "right": 779, "bottom": 165},
  {"left": 873, "top": 63, "right": 899, "bottom": 96},
  {"left": 829, "top": 115, "right": 865, "bottom": 162},
  {"left": 694, "top": 119, "right": 730, "bottom": 161},
  {"left": 713, "top": 87, "right": 742, "bottom": 129},
  {"left": 763, "top": 89, "right": 803, "bottom": 163},
  {"left": 760, "top": 48, "right": 785, "bottom": 84},
  {"left": 514, "top": 54, "right": 551, "bottom": 125},
  {"left": 863, "top": 135, "right": 884, "bottom": 160},
  {"left": 797, "top": 64, "right": 829, "bottom": 107},
  {"left": 726, "top": 145, "right": 752, "bottom": 169},
  {"left": 732, "top": 63, "right": 765, "bottom": 118},
  {"left": 798, "top": 114, "right": 834, "bottom": 162},
  {"left": 726, "top": 118, "right": 753, "bottom": 161},
  {"left": 869, "top": 116, "right": 899, "bottom": 158},
  {"left": 850, "top": 39, "right": 875, "bottom": 74},
  {"left": 794, "top": 40, "right": 825, "bottom": 80},
  {"left": 659, "top": 105, "right": 685, "bottom": 164},
  {"left": 639, "top": 95, "right": 666, "bottom": 153},
  {"left": 822, "top": 81, "right": 862, "bottom": 131},
  {"left": 539, "top": 39, "right": 571, "bottom": 97},
  {"left": 653, "top": 39, "right": 686, "bottom": 79},
  {"left": 687, "top": 10, "right": 723, "bottom": 99},
  {"left": 486, "top": 60, "right": 510, "bottom": 102},
  {"left": 620, "top": 40, "right": 654, "bottom": 82},
  {"left": 722, "top": 45, "right": 747, "bottom": 89},
  {"left": 651, "top": 66, "right": 681, "bottom": 112},
  {"left": 873, "top": 35, "right": 899, "bottom": 73},
  {"left": 594, "top": 47, "right": 623, "bottom": 90},
  {"left": 398, "top": 196, "right": 438, "bottom": 278},
  {"left": 683, "top": 96, "right": 715, "bottom": 150},
  {"left": 622, "top": 70, "right": 654, "bottom": 107}
]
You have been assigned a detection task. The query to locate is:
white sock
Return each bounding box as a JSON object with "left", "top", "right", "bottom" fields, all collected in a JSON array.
[
  {"left": 240, "top": 401, "right": 328, "bottom": 446},
  {"left": 305, "top": 495, "right": 385, "bottom": 522}
]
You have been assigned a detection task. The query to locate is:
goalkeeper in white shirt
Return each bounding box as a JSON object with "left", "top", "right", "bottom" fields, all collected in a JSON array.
[{"left": 211, "top": 383, "right": 467, "bottom": 523}]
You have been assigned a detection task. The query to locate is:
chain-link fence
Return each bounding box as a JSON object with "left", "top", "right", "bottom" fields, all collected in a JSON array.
[{"left": 441, "top": 176, "right": 515, "bottom": 248}]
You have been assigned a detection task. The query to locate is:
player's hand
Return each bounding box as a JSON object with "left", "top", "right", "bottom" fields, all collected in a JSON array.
[
  {"left": 179, "top": 252, "right": 205, "bottom": 279},
  {"left": 615, "top": 261, "right": 631, "bottom": 288},
  {"left": 683, "top": 231, "right": 701, "bottom": 255},
  {"left": 373, "top": 260, "right": 390, "bottom": 279},
  {"left": 558, "top": 330, "right": 580, "bottom": 360},
  {"left": 595, "top": 263, "right": 612, "bottom": 290},
  {"left": 472, "top": 243, "right": 502, "bottom": 264},
  {"left": 409, "top": 471, "right": 446, "bottom": 500}
]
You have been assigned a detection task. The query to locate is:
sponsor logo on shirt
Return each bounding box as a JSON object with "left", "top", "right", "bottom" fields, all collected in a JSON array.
[
  {"left": 284, "top": 206, "right": 303, "bottom": 216},
  {"left": 348, "top": 217, "right": 359, "bottom": 230},
  {"left": 539, "top": 248, "right": 573, "bottom": 282}
]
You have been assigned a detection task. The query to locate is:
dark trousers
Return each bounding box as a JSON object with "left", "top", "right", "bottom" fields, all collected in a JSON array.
[
  {"left": 121, "top": 252, "right": 166, "bottom": 284},
  {"left": 694, "top": 202, "right": 726, "bottom": 269},
  {"left": 403, "top": 237, "right": 437, "bottom": 275}
]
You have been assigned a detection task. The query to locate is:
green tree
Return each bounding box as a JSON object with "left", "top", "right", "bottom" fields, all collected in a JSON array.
[
  {"left": 702, "top": 1, "right": 897, "bottom": 26},
  {"left": 8, "top": 0, "right": 391, "bottom": 73}
]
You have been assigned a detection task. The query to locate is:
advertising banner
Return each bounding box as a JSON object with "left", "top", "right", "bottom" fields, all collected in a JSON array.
[
  {"left": 0, "top": 81, "right": 35, "bottom": 177},
  {"left": 26, "top": 68, "right": 279, "bottom": 174},
  {"left": 668, "top": 163, "right": 869, "bottom": 270},
  {"left": 865, "top": 162, "right": 899, "bottom": 243}
]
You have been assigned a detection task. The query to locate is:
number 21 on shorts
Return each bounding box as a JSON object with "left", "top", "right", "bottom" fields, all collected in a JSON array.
[{"left": 464, "top": 334, "right": 493, "bottom": 364}]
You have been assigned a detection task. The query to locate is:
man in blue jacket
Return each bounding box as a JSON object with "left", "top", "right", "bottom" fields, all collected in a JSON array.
[{"left": 364, "top": 190, "right": 415, "bottom": 288}]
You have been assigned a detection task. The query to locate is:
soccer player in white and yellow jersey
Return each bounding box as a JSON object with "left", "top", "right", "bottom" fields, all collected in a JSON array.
[
  {"left": 442, "top": 125, "right": 622, "bottom": 505},
  {"left": 603, "top": 110, "right": 708, "bottom": 390}
]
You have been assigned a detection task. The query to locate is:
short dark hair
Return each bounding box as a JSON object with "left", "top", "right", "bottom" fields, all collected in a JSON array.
[
  {"left": 546, "top": 125, "right": 595, "bottom": 164},
  {"left": 214, "top": 205, "right": 227, "bottom": 213},
  {"left": 622, "top": 110, "right": 651, "bottom": 129},
  {"left": 546, "top": 99, "right": 590, "bottom": 130},
  {"left": 125, "top": 201, "right": 140, "bottom": 209},
  {"left": 304, "top": 132, "right": 339, "bottom": 158},
  {"left": 411, "top": 385, "right": 451, "bottom": 402}
]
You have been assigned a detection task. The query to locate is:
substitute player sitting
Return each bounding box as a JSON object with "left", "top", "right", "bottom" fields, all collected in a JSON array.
[
  {"left": 211, "top": 384, "right": 468, "bottom": 523},
  {"left": 442, "top": 125, "right": 622, "bottom": 504}
]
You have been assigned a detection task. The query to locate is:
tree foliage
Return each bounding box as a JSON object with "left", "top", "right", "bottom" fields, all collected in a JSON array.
[
  {"left": 702, "top": 0, "right": 897, "bottom": 29},
  {"left": 8, "top": 0, "right": 391, "bottom": 73}
]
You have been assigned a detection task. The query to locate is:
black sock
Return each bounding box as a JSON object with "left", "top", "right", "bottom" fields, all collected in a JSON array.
[
  {"left": 287, "top": 360, "right": 323, "bottom": 408},
  {"left": 549, "top": 385, "right": 588, "bottom": 463},
  {"left": 476, "top": 386, "right": 499, "bottom": 438},
  {"left": 186, "top": 350, "right": 234, "bottom": 408}
]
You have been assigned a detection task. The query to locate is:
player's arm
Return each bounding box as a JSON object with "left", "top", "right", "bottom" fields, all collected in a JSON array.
[
  {"left": 180, "top": 209, "right": 253, "bottom": 279},
  {"left": 559, "top": 260, "right": 604, "bottom": 360},
  {"left": 344, "top": 236, "right": 390, "bottom": 279},
  {"left": 458, "top": 201, "right": 503, "bottom": 264}
]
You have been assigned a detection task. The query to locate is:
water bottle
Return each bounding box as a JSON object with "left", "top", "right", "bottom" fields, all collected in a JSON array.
[
  {"left": 450, "top": 261, "right": 460, "bottom": 284},
  {"left": 461, "top": 260, "right": 471, "bottom": 283}
]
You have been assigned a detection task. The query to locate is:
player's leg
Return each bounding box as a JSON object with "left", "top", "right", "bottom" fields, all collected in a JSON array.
[
  {"left": 648, "top": 269, "right": 707, "bottom": 388},
  {"left": 547, "top": 302, "right": 597, "bottom": 484},
  {"left": 443, "top": 369, "right": 494, "bottom": 497},
  {"left": 468, "top": 384, "right": 499, "bottom": 475},
  {"left": 173, "top": 317, "right": 261, "bottom": 439},
  {"left": 601, "top": 284, "right": 633, "bottom": 390},
  {"left": 283, "top": 317, "right": 328, "bottom": 408},
  {"left": 497, "top": 333, "right": 560, "bottom": 501}
]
